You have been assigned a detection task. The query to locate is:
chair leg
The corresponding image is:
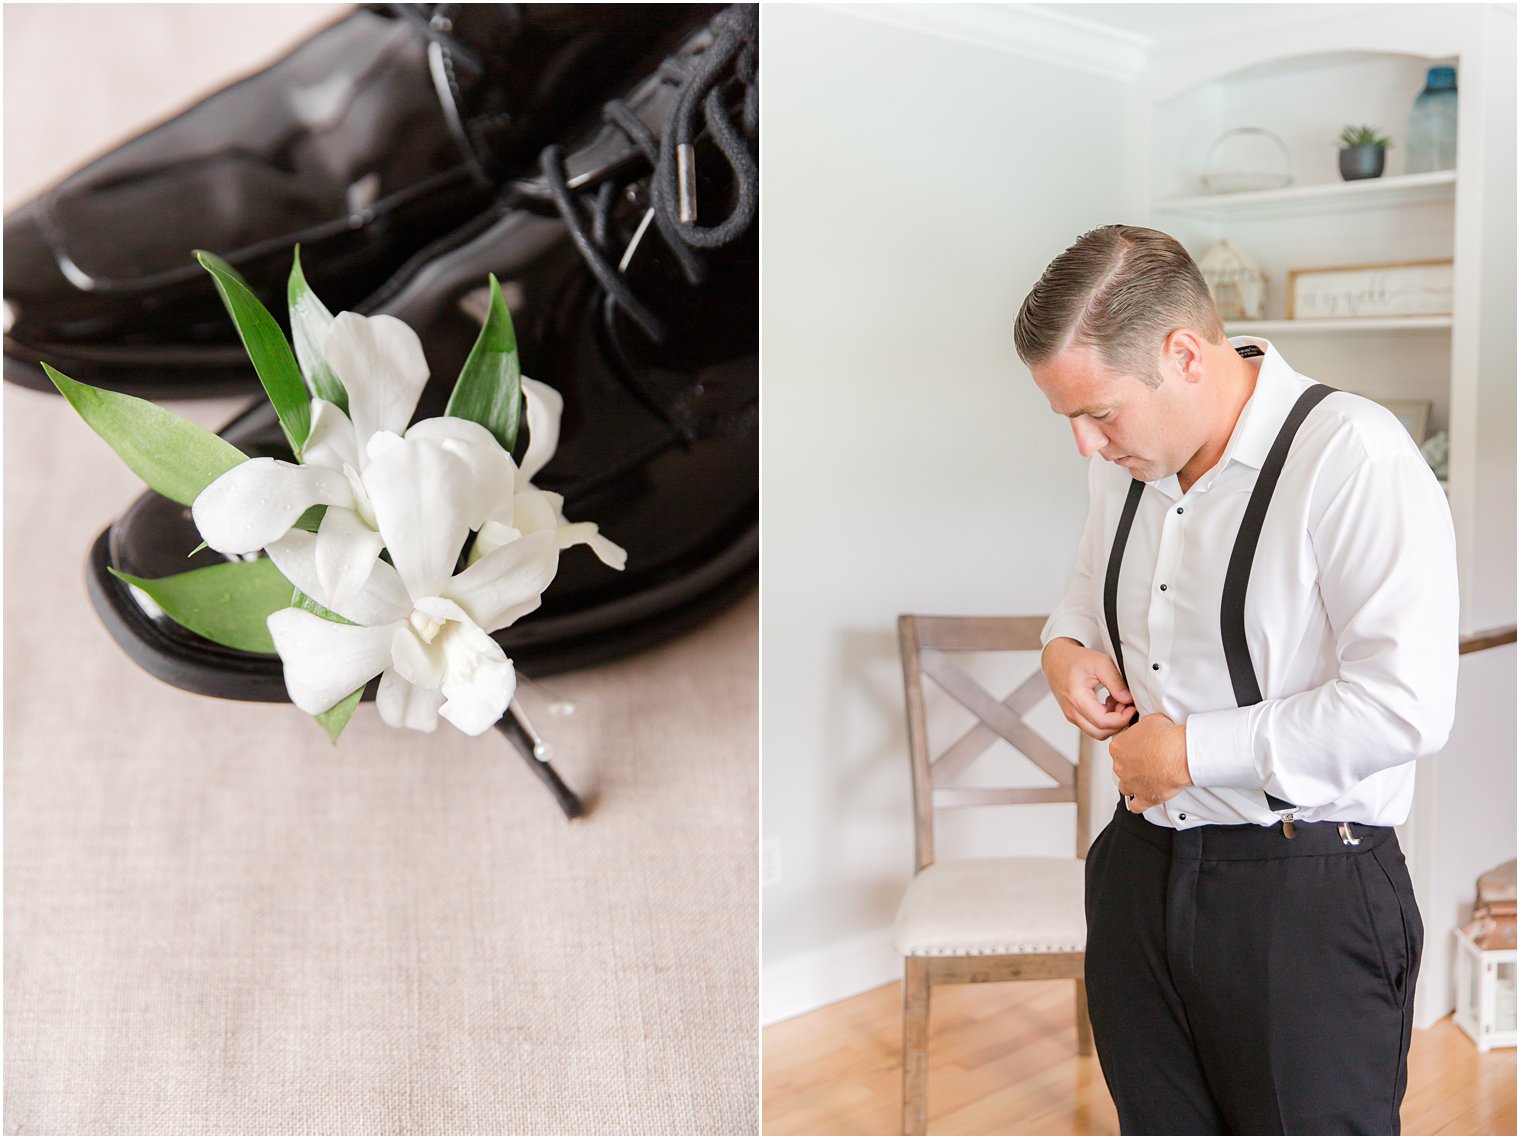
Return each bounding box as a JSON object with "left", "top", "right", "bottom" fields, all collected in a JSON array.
[
  {"left": 902, "top": 957, "right": 931, "bottom": 1135},
  {"left": 1075, "top": 977, "right": 1094, "bottom": 1057}
]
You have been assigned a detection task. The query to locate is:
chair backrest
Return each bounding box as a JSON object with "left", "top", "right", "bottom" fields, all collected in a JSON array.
[{"left": 897, "top": 615, "right": 1095, "bottom": 872}]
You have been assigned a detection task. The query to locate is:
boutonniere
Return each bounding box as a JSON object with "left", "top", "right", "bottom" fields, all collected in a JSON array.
[{"left": 49, "top": 249, "right": 625, "bottom": 749}]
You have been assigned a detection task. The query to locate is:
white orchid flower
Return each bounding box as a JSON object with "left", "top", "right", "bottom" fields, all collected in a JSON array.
[
  {"left": 193, "top": 310, "right": 515, "bottom": 611},
  {"left": 470, "top": 376, "right": 628, "bottom": 570},
  {"left": 263, "top": 432, "right": 560, "bottom": 735}
]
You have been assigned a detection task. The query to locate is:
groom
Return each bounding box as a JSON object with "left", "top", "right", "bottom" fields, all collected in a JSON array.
[{"left": 1014, "top": 224, "right": 1458, "bottom": 1135}]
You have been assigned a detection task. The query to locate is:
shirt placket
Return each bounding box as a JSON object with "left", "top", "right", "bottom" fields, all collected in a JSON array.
[{"left": 1145, "top": 493, "right": 1190, "bottom": 697}]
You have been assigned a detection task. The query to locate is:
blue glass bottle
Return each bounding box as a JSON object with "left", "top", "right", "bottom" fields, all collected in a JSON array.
[{"left": 1406, "top": 66, "right": 1458, "bottom": 173}]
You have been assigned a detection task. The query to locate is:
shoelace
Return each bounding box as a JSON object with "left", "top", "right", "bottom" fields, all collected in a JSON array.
[
  {"left": 538, "top": 4, "right": 758, "bottom": 345},
  {"left": 391, "top": 2, "right": 528, "bottom": 178}
]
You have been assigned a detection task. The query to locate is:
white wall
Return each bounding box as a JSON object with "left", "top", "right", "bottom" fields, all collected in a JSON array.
[{"left": 759, "top": 4, "right": 1134, "bottom": 1021}]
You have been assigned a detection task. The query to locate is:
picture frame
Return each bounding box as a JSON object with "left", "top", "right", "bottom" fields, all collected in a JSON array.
[
  {"left": 1287, "top": 259, "right": 1454, "bottom": 320},
  {"left": 1373, "top": 398, "right": 1432, "bottom": 443}
]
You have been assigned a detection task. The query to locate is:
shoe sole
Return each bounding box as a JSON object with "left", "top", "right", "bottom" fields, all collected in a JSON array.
[
  {"left": 5, "top": 336, "right": 257, "bottom": 400},
  {"left": 86, "top": 519, "right": 756, "bottom": 703}
]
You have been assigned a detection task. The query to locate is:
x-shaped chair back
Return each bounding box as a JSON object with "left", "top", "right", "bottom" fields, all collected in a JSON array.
[{"left": 897, "top": 615, "right": 1094, "bottom": 872}]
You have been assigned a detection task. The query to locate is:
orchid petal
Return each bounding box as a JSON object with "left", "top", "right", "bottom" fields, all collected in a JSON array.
[
  {"left": 406, "top": 415, "right": 518, "bottom": 530},
  {"left": 265, "top": 529, "right": 410, "bottom": 626},
  {"left": 412, "top": 596, "right": 473, "bottom": 625},
  {"left": 512, "top": 488, "right": 561, "bottom": 534},
  {"left": 363, "top": 435, "right": 475, "bottom": 601},
  {"left": 390, "top": 624, "right": 447, "bottom": 690},
  {"left": 519, "top": 376, "right": 563, "bottom": 484},
  {"left": 468, "top": 519, "right": 522, "bottom": 564},
  {"left": 315, "top": 506, "right": 386, "bottom": 614},
  {"left": 192, "top": 456, "right": 353, "bottom": 555},
  {"left": 267, "top": 608, "right": 396, "bottom": 714},
  {"left": 323, "top": 312, "right": 429, "bottom": 445},
  {"left": 586, "top": 531, "right": 629, "bottom": 570},
  {"left": 446, "top": 530, "right": 560, "bottom": 633},
  {"left": 377, "top": 668, "right": 443, "bottom": 732},
  {"left": 439, "top": 625, "right": 516, "bottom": 735},
  {"left": 555, "top": 521, "right": 628, "bottom": 570},
  {"left": 302, "top": 399, "right": 359, "bottom": 473}
]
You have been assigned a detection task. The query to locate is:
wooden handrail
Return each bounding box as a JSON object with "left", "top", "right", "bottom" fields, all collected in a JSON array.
[{"left": 1460, "top": 626, "right": 1517, "bottom": 655}]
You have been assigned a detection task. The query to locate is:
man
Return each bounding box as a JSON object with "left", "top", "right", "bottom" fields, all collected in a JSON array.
[{"left": 1013, "top": 225, "right": 1458, "bottom": 1135}]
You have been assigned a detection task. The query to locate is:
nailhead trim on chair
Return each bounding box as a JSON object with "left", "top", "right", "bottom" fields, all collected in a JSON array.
[{"left": 903, "top": 941, "right": 1085, "bottom": 956}]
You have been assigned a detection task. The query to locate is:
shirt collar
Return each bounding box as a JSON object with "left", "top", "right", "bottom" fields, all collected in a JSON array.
[
  {"left": 1147, "top": 336, "right": 1311, "bottom": 499},
  {"left": 1221, "top": 336, "right": 1311, "bottom": 473}
]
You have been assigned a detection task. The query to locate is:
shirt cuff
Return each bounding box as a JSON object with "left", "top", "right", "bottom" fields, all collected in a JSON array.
[
  {"left": 1184, "top": 708, "right": 1260, "bottom": 790},
  {"left": 1040, "top": 614, "right": 1103, "bottom": 652}
]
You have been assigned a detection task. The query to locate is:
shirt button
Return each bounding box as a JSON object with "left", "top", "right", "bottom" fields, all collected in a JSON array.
[
  {"left": 1176, "top": 507, "right": 1184, "bottom": 514},
  {"left": 1179, "top": 813, "right": 1187, "bottom": 820},
  {"left": 1152, "top": 663, "right": 1161, "bottom": 671},
  {"left": 1159, "top": 584, "right": 1168, "bottom": 591}
]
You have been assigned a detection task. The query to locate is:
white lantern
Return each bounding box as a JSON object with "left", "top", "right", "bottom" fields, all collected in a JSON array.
[
  {"left": 1454, "top": 921, "right": 1518, "bottom": 1051},
  {"left": 1199, "top": 240, "right": 1268, "bottom": 321}
]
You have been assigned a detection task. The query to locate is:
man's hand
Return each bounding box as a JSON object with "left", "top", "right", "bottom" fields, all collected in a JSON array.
[
  {"left": 1109, "top": 712, "right": 1193, "bottom": 812},
  {"left": 1042, "top": 637, "right": 1137, "bottom": 741}
]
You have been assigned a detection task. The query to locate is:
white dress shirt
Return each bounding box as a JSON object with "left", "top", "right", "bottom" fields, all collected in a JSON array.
[{"left": 1041, "top": 336, "right": 1459, "bottom": 829}]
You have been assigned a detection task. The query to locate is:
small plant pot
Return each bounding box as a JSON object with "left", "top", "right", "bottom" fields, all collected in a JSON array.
[{"left": 1339, "top": 144, "right": 1387, "bottom": 181}]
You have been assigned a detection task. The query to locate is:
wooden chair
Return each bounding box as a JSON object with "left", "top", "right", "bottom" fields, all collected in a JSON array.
[{"left": 894, "top": 615, "right": 1096, "bottom": 1136}]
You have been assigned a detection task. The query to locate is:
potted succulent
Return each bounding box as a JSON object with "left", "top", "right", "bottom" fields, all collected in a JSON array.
[{"left": 1338, "top": 124, "right": 1392, "bottom": 181}]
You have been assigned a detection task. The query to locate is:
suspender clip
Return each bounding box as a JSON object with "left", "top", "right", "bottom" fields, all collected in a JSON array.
[{"left": 1338, "top": 822, "right": 1362, "bottom": 846}]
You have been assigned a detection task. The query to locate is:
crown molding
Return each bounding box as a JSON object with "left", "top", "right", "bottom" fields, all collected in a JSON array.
[{"left": 817, "top": 3, "right": 1151, "bottom": 82}]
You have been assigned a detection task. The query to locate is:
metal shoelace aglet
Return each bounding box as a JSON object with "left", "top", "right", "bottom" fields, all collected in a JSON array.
[
  {"left": 508, "top": 697, "right": 553, "bottom": 763},
  {"left": 677, "top": 142, "right": 698, "bottom": 223},
  {"left": 1338, "top": 822, "right": 1362, "bottom": 846}
]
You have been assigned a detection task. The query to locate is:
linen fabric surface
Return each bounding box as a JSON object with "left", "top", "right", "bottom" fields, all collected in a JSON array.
[
  {"left": 1041, "top": 336, "right": 1459, "bottom": 829},
  {"left": 4, "top": 390, "right": 758, "bottom": 1137}
]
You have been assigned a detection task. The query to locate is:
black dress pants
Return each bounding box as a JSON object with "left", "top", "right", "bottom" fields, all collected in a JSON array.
[{"left": 1084, "top": 797, "right": 1423, "bottom": 1136}]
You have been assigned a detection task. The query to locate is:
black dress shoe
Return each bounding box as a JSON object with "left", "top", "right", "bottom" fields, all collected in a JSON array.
[
  {"left": 87, "top": 4, "right": 757, "bottom": 694},
  {"left": 5, "top": 3, "right": 715, "bottom": 399}
]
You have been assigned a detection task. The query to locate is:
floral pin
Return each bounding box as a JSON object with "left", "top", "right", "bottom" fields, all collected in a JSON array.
[{"left": 47, "top": 249, "right": 624, "bottom": 752}]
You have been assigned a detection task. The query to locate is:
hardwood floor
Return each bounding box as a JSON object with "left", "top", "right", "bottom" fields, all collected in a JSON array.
[{"left": 763, "top": 979, "right": 1517, "bottom": 1135}]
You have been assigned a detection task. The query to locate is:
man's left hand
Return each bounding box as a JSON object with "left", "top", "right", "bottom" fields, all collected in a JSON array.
[{"left": 1110, "top": 713, "right": 1193, "bottom": 813}]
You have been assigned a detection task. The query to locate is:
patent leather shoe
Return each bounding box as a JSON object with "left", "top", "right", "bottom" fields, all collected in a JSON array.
[
  {"left": 87, "top": 4, "right": 758, "bottom": 692},
  {"left": 5, "top": 3, "right": 714, "bottom": 399}
]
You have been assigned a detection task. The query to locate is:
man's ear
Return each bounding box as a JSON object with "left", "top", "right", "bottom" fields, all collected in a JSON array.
[{"left": 1161, "top": 328, "right": 1207, "bottom": 385}]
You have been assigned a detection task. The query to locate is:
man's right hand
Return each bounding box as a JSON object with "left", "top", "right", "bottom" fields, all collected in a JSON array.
[{"left": 1041, "top": 637, "right": 1138, "bottom": 741}]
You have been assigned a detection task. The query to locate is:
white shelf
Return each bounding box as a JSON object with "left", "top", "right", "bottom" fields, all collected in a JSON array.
[
  {"left": 1154, "top": 170, "right": 1456, "bottom": 219},
  {"left": 1225, "top": 316, "right": 1453, "bottom": 335}
]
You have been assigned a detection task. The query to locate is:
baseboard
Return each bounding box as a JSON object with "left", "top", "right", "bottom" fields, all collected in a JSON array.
[{"left": 762, "top": 927, "right": 901, "bottom": 1026}]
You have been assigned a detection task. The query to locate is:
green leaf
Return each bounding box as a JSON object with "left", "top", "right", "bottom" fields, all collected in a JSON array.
[
  {"left": 197, "top": 250, "right": 311, "bottom": 455},
  {"left": 291, "top": 505, "right": 328, "bottom": 534},
  {"left": 110, "top": 558, "right": 294, "bottom": 654},
  {"left": 292, "top": 588, "right": 356, "bottom": 626},
  {"left": 315, "top": 685, "right": 365, "bottom": 744},
  {"left": 288, "top": 246, "right": 347, "bottom": 411},
  {"left": 291, "top": 584, "right": 363, "bottom": 743},
  {"left": 44, "top": 363, "right": 249, "bottom": 506},
  {"left": 444, "top": 274, "right": 522, "bottom": 452}
]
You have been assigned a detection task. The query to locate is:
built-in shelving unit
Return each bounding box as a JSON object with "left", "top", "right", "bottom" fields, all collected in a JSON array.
[
  {"left": 1155, "top": 169, "right": 1456, "bottom": 218},
  {"left": 1224, "top": 315, "right": 1453, "bottom": 335}
]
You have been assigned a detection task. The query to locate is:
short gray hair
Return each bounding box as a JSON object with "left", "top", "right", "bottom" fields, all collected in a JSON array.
[{"left": 1012, "top": 225, "right": 1225, "bottom": 389}]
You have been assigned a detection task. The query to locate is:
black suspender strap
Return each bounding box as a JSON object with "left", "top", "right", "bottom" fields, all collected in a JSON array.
[
  {"left": 1220, "top": 383, "right": 1338, "bottom": 706},
  {"left": 1101, "top": 381, "right": 1338, "bottom": 814},
  {"left": 1221, "top": 382, "right": 1337, "bottom": 812},
  {"left": 1104, "top": 478, "right": 1147, "bottom": 691}
]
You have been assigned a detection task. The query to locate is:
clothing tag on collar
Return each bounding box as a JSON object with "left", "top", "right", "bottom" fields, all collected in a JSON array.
[{"left": 1234, "top": 344, "right": 1265, "bottom": 359}]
